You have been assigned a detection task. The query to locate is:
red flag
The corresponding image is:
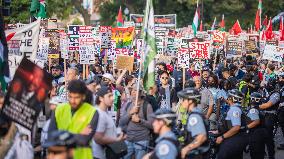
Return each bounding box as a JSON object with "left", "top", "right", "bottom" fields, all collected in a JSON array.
[
  {"left": 261, "top": 15, "right": 268, "bottom": 30},
  {"left": 231, "top": 20, "right": 242, "bottom": 35},
  {"left": 199, "top": 20, "right": 203, "bottom": 32},
  {"left": 255, "top": 10, "right": 260, "bottom": 31},
  {"left": 265, "top": 18, "right": 274, "bottom": 40},
  {"left": 116, "top": 6, "right": 123, "bottom": 27},
  {"left": 280, "top": 16, "right": 284, "bottom": 41}
]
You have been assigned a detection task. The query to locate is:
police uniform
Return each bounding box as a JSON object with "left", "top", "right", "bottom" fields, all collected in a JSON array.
[
  {"left": 263, "top": 91, "right": 281, "bottom": 158},
  {"left": 278, "top": 86, "right": 284, "bottom": 147},
  {"left": 217, "top": 104, "right": 248, "bottom": 159},
  {"left": 185, "top": 107, "right": 209, "bottom": 159},
  {"left": 150, "top": 131, "right": 178, "bottom": 159},
  {"left": 246, "top": 106, "right": 266, "bottom": 159}
]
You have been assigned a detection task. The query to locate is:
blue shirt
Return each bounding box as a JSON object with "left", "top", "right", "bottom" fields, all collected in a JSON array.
[
  {"left": 154, "top": 131, "right": 178, "bottom": 159},
  {"left": 269, "top": 92, "right": 281, "bottom": 105},
  {"left": 225, "top": 104, "right": 242, "bottom": 126},
  {"left": 247, "top": 108, "right": 259, "bottom": 121},
  {"left": 187, "top": 107, "right": 207, "bottom": 137}
]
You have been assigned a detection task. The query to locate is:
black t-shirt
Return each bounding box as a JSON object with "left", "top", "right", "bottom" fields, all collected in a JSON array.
[{"left": 156, "top": 86, "right": 177, "bottom": 108}]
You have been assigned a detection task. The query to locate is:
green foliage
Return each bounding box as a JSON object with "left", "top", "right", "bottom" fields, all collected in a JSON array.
[
  {"left": 4, "top": 0, "right": 31, "bottom": 24},
  {"left": 72, "top": 17, "right": 83, "bottom": 25}
]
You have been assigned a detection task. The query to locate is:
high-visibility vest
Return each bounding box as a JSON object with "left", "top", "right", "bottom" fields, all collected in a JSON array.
[
  {"left": 55, "top": 102, "right": 96, "bottom": 159},
  {"left": 239, "top": 81, "right": 250, "bottom": 107}
]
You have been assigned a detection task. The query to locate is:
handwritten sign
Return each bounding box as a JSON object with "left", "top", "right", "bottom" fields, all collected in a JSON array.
[
  {"left": 68, "top": 25, "right": 80, "bottom": 51},
  {"left": 79, "top": 45, "right": 95, "bottom": 64},
  {"left": 189, "top": 42, "right": 210, "bottom": 59},
  {"left": 100, "top": 26, "right": 112, "bottom": 49},
  {"left": 178, "top": 48, "right": 190, "bottom": 68},
  {"left": 116, "top": 55, "right": 134, "bottom": 71}
]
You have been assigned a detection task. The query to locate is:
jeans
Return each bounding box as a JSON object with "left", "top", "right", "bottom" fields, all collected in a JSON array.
[{"left": 123, "top": 140, "right": 149, "bottom": 159}]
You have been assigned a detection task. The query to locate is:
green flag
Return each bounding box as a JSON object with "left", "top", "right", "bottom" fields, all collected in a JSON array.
[
  {"left": 142, "top": 0, "right": 157, "bottom": 91},
  {"left": 30, "top": 0, "right": 47, "bottom": 19}
]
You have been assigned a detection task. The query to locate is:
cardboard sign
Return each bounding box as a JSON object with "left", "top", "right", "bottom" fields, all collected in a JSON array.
[
  {"left": 68, "top": 25, "right": 80, "bottom": 51},
  {"left": 226, "top": 40, "right": 243, "bottom": 57},
  {"left": 189, "top": 42, "right": 210, "bottom": 59},
  {"left": 100, "top": 26, "right": 112, "bottom": 49},
  {"left": 2, "top": 58, "right": 52, "bottom": 130},
  {"left": 263, "top": 45, "right": 283, "bottom": 62},
  {"left": 116, "top": 55, "right": 134, "bottom": 71},
  {"left": 178, "top": 48, "right": 190, "bottom": 68},
  {"left": 111, "top": 27, "right": 135, "bottom": 48}
]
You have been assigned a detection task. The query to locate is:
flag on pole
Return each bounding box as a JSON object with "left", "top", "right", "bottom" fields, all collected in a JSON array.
[
  {"left": 192, "top": 1, "right": 199, "bottom": 36},
  {"left": 280, "top": 16, "right": 284, "bottom": 41},
  {"left": 265, "top": 18, "right": 274, "bottom": 40},
  {"left": 211, "top": 17, "right": 216, "bottom": 31},
  {"left": 219, "top": 14, "right": 225, "bottom": 31},
  {"left": 117, "top": 6, "right": 124, "bottom": 27},
  {"left": 30, "top": 0, "right": 47, "bottom": 19},
  {"left": 199, "top": 20, "right": 203, "bottom": 32},
  {"left": 255, "top": 10, "right": 260, "bottom": 31},
  {"left": 142, "top": 0, "right": 157, "bottom": 91},
  {"left": 261, "top": 15, "right": 268, "bottom": 31},
  {"left": 231, "top": 20, "right": 242, "bottom": 35},
  {"left": 0, "top": 15, "right": 9, "bottom": 91}
]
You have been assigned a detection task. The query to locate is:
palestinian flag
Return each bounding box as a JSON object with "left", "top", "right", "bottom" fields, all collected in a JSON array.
[
  {"left": 192, "top": 3, "right": 199, "bottom": 36},
  {"left": 30, "top": 0, "right": 47, "bottom": 19},
  {"left": 117, "top": 6, "right": 124, "bottom": 27}
]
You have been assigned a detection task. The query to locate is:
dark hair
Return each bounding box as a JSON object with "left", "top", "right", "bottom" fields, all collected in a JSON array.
[
  {"left": 159, "top": 71, "right": 169, "bottom": 77},
  {"left": 209, "top": 74, "right": 219, "bottom": 88},
  {"left": 268, "top": 64, "right": 275, "bottom": 71},
  {"left": 242, "top": 73, "right": 252, "bottom": 82},
  {"left": 157, "top": 62, "right": 167, "bottom": 71},
  {"left": 95, "top": 87, "right": 112, "bottom": 105},
  {"left": 67, "top": 80, "right": 87, "bottom": 94},
  {"left": 84, "top": 89, "right": 93, "bottom": 104},
  {"left": 185, "top": 80, "right": 196, "bottom": 88},
  {"left": 125, "top": 75, "right": 135, "bottom": 86},
  {"left": 0, "top": 91, "right": 5, "bottom": 98}
]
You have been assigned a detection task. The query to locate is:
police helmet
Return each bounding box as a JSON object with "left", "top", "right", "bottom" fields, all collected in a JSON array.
[
  {"left": 177, "top": 87, "right": 201, "bottom": 104},
  {"left": 250, "top": 92, "right": 262, "bottom": 105},
  {"left": 42, "top": 131, "right": 76, "bottom": 149},
  {"left": 228, "top": 89, "right": 244, "bottom": 103},
  {"left": 153, "top": 109, "right": 177, "bottom": 126}
]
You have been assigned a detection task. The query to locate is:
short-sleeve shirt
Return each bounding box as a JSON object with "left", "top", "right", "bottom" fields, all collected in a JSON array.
[
  {"left": 225, "top": 104, "right": 242, "bottom": 126},
  {"left": 187, "top": 108, "right": 207, "bottom": 137},
  {"left": 269, "top": 92, "right": 281, "bottom": 105},
  {"left": 247, "top": 108, "right": 259, "bottom": 121},
  {"left": 92, "top": 108, "right": 117, "bottom": 159},
  {"left": 152, "top": 131, "right": 178, "bottom": 159},
  {"left": 198, "top": 88, "right": 214, "bottom": 114}
]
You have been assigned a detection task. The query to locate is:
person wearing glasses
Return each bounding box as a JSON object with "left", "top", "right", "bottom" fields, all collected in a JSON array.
[{"left": 157, "top": 71, "right": 177, "bottom": 110}]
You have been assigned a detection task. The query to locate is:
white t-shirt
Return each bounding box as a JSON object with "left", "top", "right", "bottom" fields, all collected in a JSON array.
[{"left": 92, "top": 107, "right": 117, "bottom": 159}]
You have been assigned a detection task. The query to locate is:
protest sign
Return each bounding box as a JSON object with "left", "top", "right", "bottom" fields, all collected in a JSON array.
[
  {"left": 136, "top": 39, "right": 143, "bottom": 59},
  {"left": 111, "top": 27, "right": 135, "bottom": 48},
  {"left": 59, "top": 32, "right": 68, "bottom": 59},
  {"left": 107, "top": 40, "right": 116, "bottom": 60},
  {"left": 130, "top": 14, "right": 176, "bottom": 29},
  {"left": 2, "top": 58, "right": 52, "bottom": 130},
  {"left": 79, "top": 26, "right": 94, "bottom": 45},
  {"left": 155, "top": 55, "right": 174, "bottom": 64},
  {"left": 263, "top": 45, "right": 283, "bottom": 62},
  {"left": 279, "top": 41, "right": 284, "bottom": 48},
  {"left": 100, "top": 26, "right": 112, "bottom": 49},
  {"left": 68, "top": 25, "right": 80, "bottom": 51},
  {"left": 115, "top": 48, "right": 129, "bottom": 56},
  {"left": 94, "top": 38, "right": 101, "bottom": 55},
  {"left": 36, "top": 37, "right": 50, "bottom": 61},
  {"left": 178, "top": 48, "right": 190, "bottom": 68},
  {"left": 45, "top": 29, "right": 59, "bottom": 58},
  {"left": 124, "top": 21, "right": 135, "bottom": 27},
  {"left": 79, "top": 45, "right": 96, "bottom": 64},
  {"left": 155, "top": 28, "right": 167, "bottom": 55},
  {"left": 226, "top": 40, "right": 243, "bottom": 57},
  {"left": 165, "top": 37, "right": 178, "bottom": 56},
  {"left": 6, "top": 19, "right": 41, "bottom": 77},
  {"left": 116, "top": 55, "right": 134, "bottom": 71},
  {"left": 212, "top": 31, "right": 225, "bottom": 49},
  {"left": 189, "top": 42, "right": 210, "bottom": 59},
  {"left": 266, "top": 40, "right": 278, "bottom": 46},
  {"left": 245, "top": 40, "right": 258, "bottom": 54}
]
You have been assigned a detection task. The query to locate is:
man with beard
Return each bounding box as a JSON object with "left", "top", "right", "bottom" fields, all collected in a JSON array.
[{"left": 51, "top": 65, "right": 64, "bottom": 85}]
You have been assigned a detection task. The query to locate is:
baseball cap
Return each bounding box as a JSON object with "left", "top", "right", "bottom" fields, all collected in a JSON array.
[
  {"left": 51, "top": 65, "right": 62, "bottom": 70},
  {"left": 42, "top": 131, "right": 76, "bottom": 148},
  {"left": 96, "top": 86, "right": 112, "bottom": 97},
  {"left": 102, "top": 73, "right": 115, "bottom": 83}
]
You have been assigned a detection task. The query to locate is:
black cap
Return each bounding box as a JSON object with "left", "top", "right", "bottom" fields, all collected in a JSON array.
[
  {"left": 96, "top": 86, "right": 112, "bottom": 97},
  {"left": 42, "top": 131, "right": 76, "bottom": 148},
  {"left": 221, "top": 68, "right": 229, "bottom": 72}
]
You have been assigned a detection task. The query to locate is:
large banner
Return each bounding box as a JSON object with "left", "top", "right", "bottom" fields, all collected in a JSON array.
[
  {"left": 263, "top": 45, "right": 283, "bottom": 62},
  {"left": 5, "top": 19, "right": 41, "bottom": 77},
  {"left": 111, "top": 27, "right": 135, "bottom": 48},
  {"left": 2, "top": 58, "right": 52, "bottom": 130},
  {"left": 130, "top": 14, "right": 176, "bottom": 29}
]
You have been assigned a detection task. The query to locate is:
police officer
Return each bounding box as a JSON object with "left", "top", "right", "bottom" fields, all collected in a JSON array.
[
  {"left": 143, "top": 109, "right": 178, "bottom": 159},
  {"left": 177, "top": 87, "right": 209, "bottom": 159},
  {"left": 246, "top": 92, "right": 266, "bottom": 159},
  {"left": 216, "top": 89, "right": 247, "bottom": 159},
  {"left": 259, "top": 78, "right": 281, "bottom": 159},
  {"left": 277, "top": 73, "right": 284, "bottom": 150}
]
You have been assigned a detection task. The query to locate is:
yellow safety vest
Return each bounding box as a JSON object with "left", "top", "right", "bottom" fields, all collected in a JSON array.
[{"left": 55, "top": 102, "right": 96, "bottom": 159}]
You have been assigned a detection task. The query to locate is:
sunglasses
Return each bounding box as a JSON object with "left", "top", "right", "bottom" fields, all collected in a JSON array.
[
  {"left": 102, "top": 77, "right": 110, "bottom": 82},
  {"left": 161, "top": 77, "right": 169, "bottom": 80},
  {"left": 251, "top": 97, "right": 261, "bottom": 103}
]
